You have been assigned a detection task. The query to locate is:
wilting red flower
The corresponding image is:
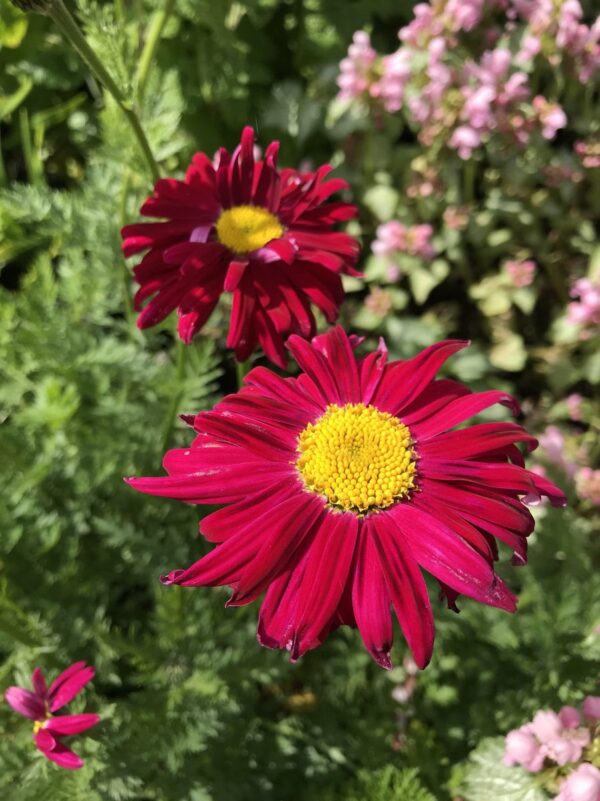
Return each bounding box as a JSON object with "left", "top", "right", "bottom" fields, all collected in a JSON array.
[
  {"left": 128, "top": 327, "right": 565, "bottom": 669},
  {"left": 121, "top": 127, "right": 359, "bottom": 367},
  {"left": 5, "top": 662, "right": 99, "bottom": 769}
]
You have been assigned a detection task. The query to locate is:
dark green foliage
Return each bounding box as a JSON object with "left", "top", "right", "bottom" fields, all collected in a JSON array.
[{"left": 0, "top": 1, "right": 599, "bottom": 799}]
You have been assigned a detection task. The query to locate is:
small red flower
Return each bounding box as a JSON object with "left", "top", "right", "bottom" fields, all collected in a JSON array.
[
  {"left": 128, "top": 327, "right": 565, "bottom": 669},
  {"left": 5, "top": 662, "right": 99, "bottom": 769},
  {"left": 121, "top": 127, "right": 359, "bottom": 367}
]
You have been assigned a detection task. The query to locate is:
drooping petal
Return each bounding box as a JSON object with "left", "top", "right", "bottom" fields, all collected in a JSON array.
[
  {"left": 285, "top": 510, "right": 358, "bottom": 659},
  {"left": 34, "top": 731, "right": 84, "bottom": 770},
  {"left": 389, "top": 504, "right": 517, "bottom": 611},
  {"left": 5, "top": 687, "right": 46, "bottom": 720},
  {"left": 351, "top": 523, "right": 394, "bottom": 669},
  {"left": 371, "top": 514, "right": 435, "bottom": 669}
]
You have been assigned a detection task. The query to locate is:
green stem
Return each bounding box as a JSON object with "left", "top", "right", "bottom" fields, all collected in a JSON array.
[
  {"left": 49, "top": 0, "right": 160, "bottom": 183},
  {"left": 161, "top": 339, "right": 187, "bottom": 452},
  {"left": 462, "top": 158, "right": 476, "bottom": 204},
  {"left": 0, "top": 145, "right": 7, "bottom": 186},
  {"left": 18, "top": 108, "right": 42, "bottom": 185},
  {"left": 118, "top": 170, "right": 136, "bottom": 330},
  {"left": 135, "top": 0, "right": 176, "bottom": 101},
  {"left": 235, "top": 359, "right": 251, "bottom": 389}
]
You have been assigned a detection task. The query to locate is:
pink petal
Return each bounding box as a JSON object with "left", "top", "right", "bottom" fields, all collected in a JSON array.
[
  {"left": 34, "top": 732, "right": 84, "bottom": 770},
  {"left": 420, "top": 422, "right": 537, "bottom": 459},
  {"left": 287, "top": 334, "right": 342, "bottom": 403},
  {"left": 309, "top": 326, "right": 361, "bottom": 403},
  {"left": 44, "top": 713, "right": 100, "bottom": 736},
  {"left": 5, "top": 687, "right": 46, "bottom": 720},
  {"left": 201, "top": 479, "right": 292, "bottom": 542},
  {"left": 228, "top": 491, "right": 325, "bottom": 605},
  {"left": 31, "top": 667, "right": 47, "bottom": 699},
  {"left": 351, "top": 525, "right": 394, "bottom": 669},
  {"left": 48, "top": 664, "right": 95, "bottom": 713},
  {"left": 286, "top": 510, "right": 358, "bottom": 659},
  {"left": 162, "top": 484, "right": 302, "bottom": 587},
  {"left": 358, "top": 342, "right": 388, "bottom": 405},
  {"left": 371, "top": 514, "right": 435, "bottom": 669},
  {"left": 372, "top": 340, "right": 469, "bottom": 415},
  {"left": 412, "top": 391, "right": 520, "bottom": 440},
  {"left": 389, "top": 504, "right": 517, "bottom": 611}
]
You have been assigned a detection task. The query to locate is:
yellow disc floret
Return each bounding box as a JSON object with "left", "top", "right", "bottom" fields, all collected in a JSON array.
[
  {"left": 216, "top": 205, "right": 284, "bottom": 255},
  {"left": 296, "top": 403, "right": 417, "bottom": 514}
]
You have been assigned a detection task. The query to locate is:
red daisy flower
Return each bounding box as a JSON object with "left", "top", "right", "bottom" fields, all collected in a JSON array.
[
  {"left": 5, "top": 662, "right": 99, "bottom": 769},
  {"left": 121, "top": 127, "right": 359, "bottom": 367},
  {"left": 127, "top": 327, "right": 565, "bottom": 669}
]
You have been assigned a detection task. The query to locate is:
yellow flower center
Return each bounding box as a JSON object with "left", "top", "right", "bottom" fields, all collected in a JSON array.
[
  {"left": 33, "top": 719, "right": 46, "bottom": 734},
  {"left": 215, "top": 205, "right": 284, "bottom": 255},
  {"left": 296, "top": 403, "right": 417, "bottom": 514}
]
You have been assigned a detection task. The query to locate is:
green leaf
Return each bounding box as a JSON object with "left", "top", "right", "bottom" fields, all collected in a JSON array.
[{"left": 459, "top": 739, "right": 547, "bottom": 801}]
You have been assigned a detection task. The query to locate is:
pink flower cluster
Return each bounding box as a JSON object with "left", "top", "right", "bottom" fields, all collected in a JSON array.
[
  {"left": 336, "top": 31, "right": 411, "bottom": 113},
  {"left": 504, "top": 697, "right": 600, "bottom": 796},
  {"left": 372, "top": 221, "right": 436, "bottom": 266},
  {"left": 575, "top": 140, "right": 600, "bottom": 170},
  {"left": 337, "top": 1, "right": 596, "bottom": 157},
  {"left": 513, "top": 0, "right": 600, "bottom": 81},
  {"left": 568, "top": 279, "right": 600, "bottom": 338}
]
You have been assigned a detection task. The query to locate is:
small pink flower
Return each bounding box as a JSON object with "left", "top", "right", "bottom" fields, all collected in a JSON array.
[
  {"left": 504, "top": 259, "right": 536, "bottom": 288},
  {"left": 543, "top": 728, "right": 590, "bottom": 766},
  {"left": 449, "top": 125, "right": 481, "bottom": 159},
  {"left": 516, "top": 34, "right": 541, "bottom": 63},
  {"left": 568, "top": 278, "right": 600, "bottom": 334},
  {"left": 583, "top": 696, "right": 600, "bottom": 722},
  {"left": 576, "top": 469, "right": 600, "bottom": 506},
  {"left": 566, "top": 394, "right": 583, "bottom": 421},
  {"left": 559, "top": 706, "right": 582, "bottom": 729},
  {"left": 376, "top": 49, "right": 412, "bottom": 112},
  {"left": 337, "top": 31, "right": 378, "bottom": 102},
  {"left": 531, "top": 709, "right": 563, "bottom": 742},
  {"left": 372, "top": 221, "right": 435, "bottom": 260},
  {"left": 555, "top": 763, "right": 600, "bottom": 801},
  {"left": 504, "top": 726, "right": 545, "bottom": 772},
  {"left": 533, "top": 96, "right": 567, "bottom": 140},
  {"left": 5, "top": 662, "right": 99, "bottom": 770}
]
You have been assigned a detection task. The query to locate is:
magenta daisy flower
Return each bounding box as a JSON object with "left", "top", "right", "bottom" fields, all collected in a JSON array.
[
  {"left": 5, "top": 662, "right": 99, "bottom": 769},
  {"left": 127, "top": 327, "right": 565, "bottom": 669},
  {"left": 121, "top": 127, "right": 359, "bottom": 367}
]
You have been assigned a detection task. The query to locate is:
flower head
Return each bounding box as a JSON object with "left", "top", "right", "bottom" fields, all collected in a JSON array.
[
  {"left": 555, "top": 763, "right": 600, "bottom": 801},
  {"left": 122, "top": 127, "right": 359, "bottom": 367},
  {"left": 4, "top": 662, "right": 99, "bottom": 769},
  {"left": 128, "top": 327, "right": 564, "bottom": 669}
]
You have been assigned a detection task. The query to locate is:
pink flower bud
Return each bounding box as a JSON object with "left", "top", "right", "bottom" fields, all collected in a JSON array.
[
  {"left": 583, "top": 696, "right": 600, "bottom": 722},
  {"left": 559, "top": 706, "right": 582, "bottom": 729}
]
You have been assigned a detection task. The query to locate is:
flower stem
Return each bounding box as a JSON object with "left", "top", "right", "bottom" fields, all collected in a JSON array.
[
  {"left": 19, "top": 108, "right": 43, "bottom": 185},
  {"left": 48, "top": 0, "right": 160, "bottom": 183},
  {"left": 161, "top": 339, "right": 187, "bottom": 452},
  {"left": 135, "top": 0, "right": 176, "bottom": 101},
  {"left": 118, "top": 169, "right": 136, "bottom": 331},
  {"left": 235, "top": 359, "right": 251, "bottom": 390}
]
